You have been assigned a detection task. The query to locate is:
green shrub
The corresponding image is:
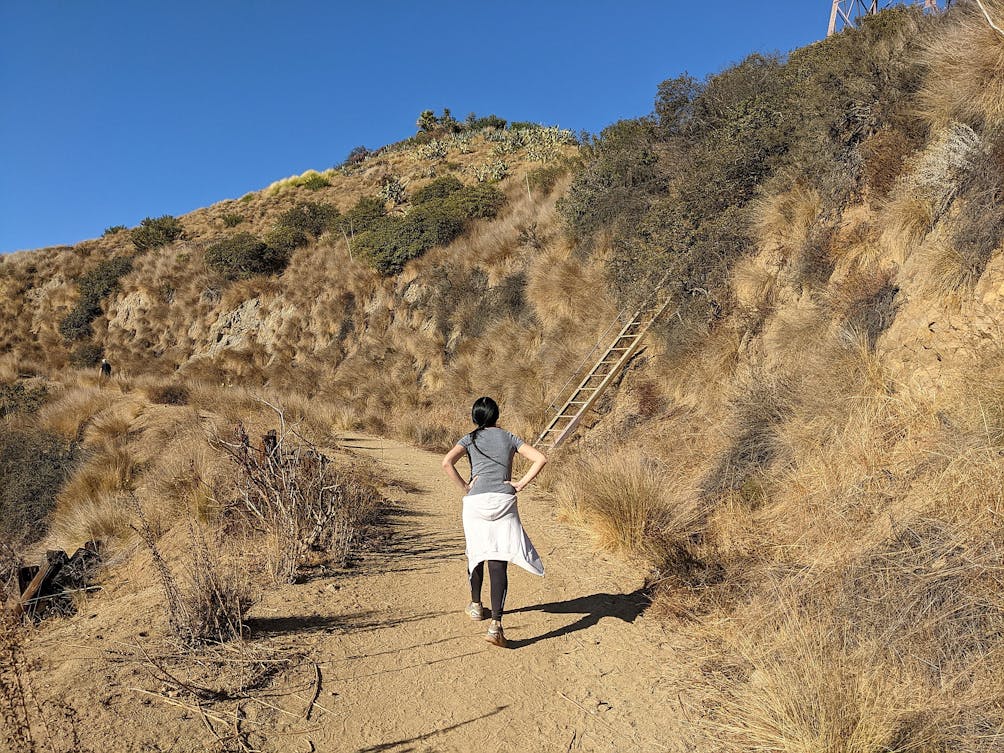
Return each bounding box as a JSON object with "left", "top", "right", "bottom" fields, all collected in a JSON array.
[
  {"left": 131, "top": 215, "right": 183, "bottom": 251},
  {"left": 103, "top": 225, "right": 126, "bottom": 236},
  {"left": 417, "top": 109, "right": 439, "bottom": 132},
  {"left": 221, "top": 213, "right": 245, "bottom": 228},
  {"left": 79, "top": 256, "right": 133, "bottom": 303},
  {"left": 264, "top": 225, "right": 309, "bottom": 254},
  {"left": 355, "top": 205, "right": 465, "bottom": 276},
  {"left": 69, "top": 343, "right": 105, "bottom": 367},
  {"left": 465, "top": 113, "right": 507, "bottom": 131},
  {"left": 562, "top": 7, "right": 925, "bottom": 312},
  {"left": 59, "top": 305, "right": 98, "bottom": 340},
  {"left": 355, "top": 184, "right": 506, "bottom": 275},
  {"left": 336, "top": 196, "right": 387, "bottom": 236},
  {"left": 0, "top": 383, "right": 48, "bottom": 417},
  {"left": 379, "top": 175, "right": 406, "bottom": 206},
  {"left": 413, "top": 176, "right": 464, "bottom": 204},
  {"left": 0, "top": 427, "right": 79, "bottom": 543},
  {"left": 276, "top": 201, "right": 339, "bottom": 237},
  {"left": 443, "top": 183, "right": 506, "bottom": 219},
  {"left": 527, "top": 163, "right": 570, "bottom": 194},
  {"left": 59, "top": 256, "right": 134, "bottom": 341},
  {"left": 205, "top": 232, "right": 289, "bottom": 280}
]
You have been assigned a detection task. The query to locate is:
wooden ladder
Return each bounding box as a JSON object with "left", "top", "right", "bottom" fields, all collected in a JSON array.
[{"left": 537, "top": 286, "right": 676, "bottom": 449}]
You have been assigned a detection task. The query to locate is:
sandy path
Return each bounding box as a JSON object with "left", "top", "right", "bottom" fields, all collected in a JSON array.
[
  {"left": 249, "top": 434, "right": 692, "bottom": 753},
  {"left": 19, "top": 434, "right": 694, "bottom": 753}
]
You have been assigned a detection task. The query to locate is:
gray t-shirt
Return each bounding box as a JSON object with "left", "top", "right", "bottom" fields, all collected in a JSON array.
[{"left": 458, "top": 427, "right": 524, "bottom": 495}]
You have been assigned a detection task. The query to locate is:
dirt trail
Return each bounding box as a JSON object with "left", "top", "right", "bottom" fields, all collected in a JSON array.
[
  {"left": 20, "top": 434, "right": 693, "bottom": 752},
  {"left": 281, "top": 434, "right": 691, "bottom": 752}
]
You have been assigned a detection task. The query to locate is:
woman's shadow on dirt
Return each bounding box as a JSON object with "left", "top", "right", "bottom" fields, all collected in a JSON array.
[{"left": 505, "top": 589, "right": 648, "bottom": 649}]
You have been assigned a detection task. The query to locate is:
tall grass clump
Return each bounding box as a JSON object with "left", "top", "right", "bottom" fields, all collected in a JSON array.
[
  {"left": 918, "top": 0, "right": 1004, "bottom": 131},
  {"left": 554, "top": 451, "right": 701, "bottom": 568}
]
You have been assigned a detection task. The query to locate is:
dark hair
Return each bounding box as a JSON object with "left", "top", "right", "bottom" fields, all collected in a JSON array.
[{"left": 471, "top": 396, "right": 499, "bottom": 432}]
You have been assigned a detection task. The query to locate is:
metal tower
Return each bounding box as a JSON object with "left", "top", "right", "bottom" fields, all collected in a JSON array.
[{"left": 827, "top": 0, "right": 948, "bottom": 36}]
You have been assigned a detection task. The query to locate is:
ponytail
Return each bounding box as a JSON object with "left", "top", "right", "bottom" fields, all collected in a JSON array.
[{"left": 468, "top": 396, "right": 500, "bottom": 454}]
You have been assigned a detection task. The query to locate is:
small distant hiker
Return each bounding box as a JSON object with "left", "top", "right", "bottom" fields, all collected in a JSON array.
[
  {"left": 99, "top": 358, "right": 112, "bottom": 379},
  {"left": 441, "top": 396, "right": 548, "bottom": 648}
]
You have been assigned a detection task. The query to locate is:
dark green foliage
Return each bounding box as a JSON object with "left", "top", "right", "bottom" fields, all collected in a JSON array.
[
  {"left": 562, "top": 6, "right": 926, "bottom": 316},
  {"left": 264, "top": 225, "right": 308, "bottom": 254},
  {"left": 221, "top": 213, "right": 245, "bottom": 228},
  {"left": 0, "top": 383, "right": 48, "bottom": 417},
  {"left": 69, "top": 343, "right": 104, "bottom": 367},
  {"left": 413, "top": 176, "right": 464, "bottom": 205},
  {"left": 276, "top": 201, "right": 339, "bottom": 237},
  {"left": 131, "top": 215, "right": 183, "bottom": 251},
  {"left": 442, "top": 184, "right": 505, "bottom": 219},
  {"left": 59, "top": 256, "right": 134, "bottom": 341},
  {"left": 417, "top": 109, "right": 439, "bottom": 132},
  {"left": 354, "top": 184, "right": 507, "bottom": 275},
  {"left": 0, "top": 426, "right": 79, "bottom": 544},
  {"left": 103, "top": 225, "right": 126, "bottom": 236},
  {"left": 465, "top": 113, "right": 507, "bottom": 131},
  {"left": 557, "top": 119, "right": 665, "bottom": 242},
  {"left": 59, "top": 306, "right": 97, "bottom": 341},
  {"left": 205, "top": 232, "right": 289, "bottom": 280},
  {"left": 527, "top": 163, "right": 572, "bottom": 194},
  {"left": 355, "top": 205, "right": 464, "bottom": 275},
  {"left": 336, "top": 196, "right": 388, "bottom": 236},
  {"left": 416, "top": 108, "right": 461, "bottom": 135}
]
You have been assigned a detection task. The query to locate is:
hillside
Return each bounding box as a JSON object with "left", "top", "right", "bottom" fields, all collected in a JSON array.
[{"left": 4, "top": 2, "right": 1004, "bottom": 751}]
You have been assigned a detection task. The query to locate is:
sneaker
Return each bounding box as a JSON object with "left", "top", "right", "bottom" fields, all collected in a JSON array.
[
  {"left": 465, "top": 602, "right": 484, "bottom": 621},
  {"left": 485, "top": 620, "right": 508, "bottom": 648}
]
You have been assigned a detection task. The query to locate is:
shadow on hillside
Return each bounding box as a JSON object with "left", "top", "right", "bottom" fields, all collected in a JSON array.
[
  {"left": 505, "top": 588, "right": 648, "bottom": 649},
  {"left": 246, "top": 608, "right": 449, "bottom": 638},
  {"left": 354, "top": 706, "right": 508, "bottom": 752}
]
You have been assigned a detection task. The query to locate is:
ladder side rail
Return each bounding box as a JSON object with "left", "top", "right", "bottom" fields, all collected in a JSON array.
[
  {"left": 550, "top": 301, "right": 679, "bottom": 448},
  {"left": 537, "top": 307, "right": 650, "bottom": 443},
  {"left": 550, "top": 328, "right": 650, "bottom": 448}
]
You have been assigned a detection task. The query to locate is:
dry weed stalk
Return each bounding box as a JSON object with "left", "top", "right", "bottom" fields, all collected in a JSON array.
[
  {"left": 132, "top": 497, "right": 254, "bottom": 647},
  {"left": 0, "top": 544, "right": 35, "bottom": 753},
  {"left": 214, "top": 404, "right": 380, "bottom": 584}
]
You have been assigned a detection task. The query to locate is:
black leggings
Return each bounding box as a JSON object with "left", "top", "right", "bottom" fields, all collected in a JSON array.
[{"left": 469, "top": 560, "right": 508, "bottom": 620}]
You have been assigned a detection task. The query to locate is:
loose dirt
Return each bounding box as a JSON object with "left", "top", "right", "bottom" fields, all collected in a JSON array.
[{"left": 18, "top": 435, "right": 693, "bottom": 752}]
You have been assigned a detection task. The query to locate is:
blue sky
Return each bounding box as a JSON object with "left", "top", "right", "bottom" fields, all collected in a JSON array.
[{"left": 0, "top": 1, "right": 830, "bottom": 253}]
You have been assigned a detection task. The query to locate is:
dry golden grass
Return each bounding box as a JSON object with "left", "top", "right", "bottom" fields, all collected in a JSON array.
[
  {"left": 46, "top": 492, "right": 136, "bottom": 552},
  {"left": 554, "top": 450, "right": 702, "bottom": 567},
  {"left": 36, "top": 386, "right": 116, "bottom": 442},
  {"left": 918, "top": 0, "right": 1004, "bottom": 131},
  {"left": 753, "top": 183, "right": 822, "bottom": 263}
]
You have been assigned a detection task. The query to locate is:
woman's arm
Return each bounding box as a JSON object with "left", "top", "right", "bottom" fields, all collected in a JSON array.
[
  {"left": 512, "top": 443, "right": 547, "bottom": 493},
  {"left": 441, "top": 444, "right": 474, "bottom": 493}
]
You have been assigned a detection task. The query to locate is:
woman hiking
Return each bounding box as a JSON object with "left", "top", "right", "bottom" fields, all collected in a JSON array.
[{"left": 441, "top": 397, "right": 548, "bottom": 648}]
